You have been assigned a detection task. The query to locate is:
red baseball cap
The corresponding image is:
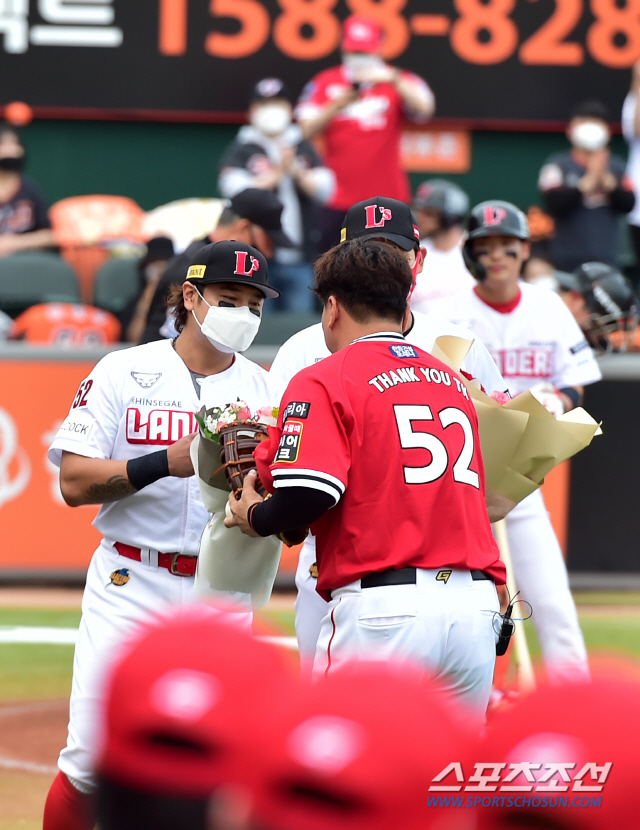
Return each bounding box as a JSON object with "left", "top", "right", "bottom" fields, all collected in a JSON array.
[
  {"left": 97, "top": 609, "right": 296, "bottom": 798},
  {"left": 341, "top": 15, "right": 383, "bottom": 54},
  {"left": 250, "top": 663, "right": 471, "bottom": 830},
  {"left": 476, "top": 678, "right": 640, "bottom": 830}
]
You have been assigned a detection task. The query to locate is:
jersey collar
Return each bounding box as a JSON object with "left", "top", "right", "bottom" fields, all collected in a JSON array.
[
  {"left": 351, "top": 331, "right": 406, "bottom": 344},
  {"left": 474, "top": 285, "right": 522, "bottom": 314}
]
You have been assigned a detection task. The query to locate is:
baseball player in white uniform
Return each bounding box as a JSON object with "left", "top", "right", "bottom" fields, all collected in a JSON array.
[
  {"left": 433, "top": 200, "right": 602, "bottom": 683},
  {"left": 43, "top": 241, "right": 282, "bottom": 830},
  {"left": 270, "top": 197, "right": 510, "bottom": 676}
]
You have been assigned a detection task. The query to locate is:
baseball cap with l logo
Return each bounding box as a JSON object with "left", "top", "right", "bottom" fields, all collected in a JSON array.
[
  {"left": 341, "top": 197, "right": 420, "bottom": 252},
  {"left": 184, "top": 240, "right": 280, "bottom": 299}
]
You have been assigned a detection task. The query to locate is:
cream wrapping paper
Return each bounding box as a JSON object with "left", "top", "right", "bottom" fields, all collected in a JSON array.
[
  {"left": 431, "top": 336, "right": 602, "bottom": 504},
  {"left": 190, "top": 432, "right": 283, "bottom": 610}
]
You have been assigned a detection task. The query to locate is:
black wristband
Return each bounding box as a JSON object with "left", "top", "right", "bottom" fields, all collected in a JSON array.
[
  {"left": 247, "top": 502, "right": 259, "bottom": 533},
  {"left": 558, "top": 387, "right": 580, "bottom": 409},
  {"left": 126, "top": 450, "right": 170, "bottom": 491}
]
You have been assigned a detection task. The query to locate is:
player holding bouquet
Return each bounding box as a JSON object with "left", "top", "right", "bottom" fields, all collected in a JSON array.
[{"left": 43, "top": 240, "right": 282, "bottom": 830}]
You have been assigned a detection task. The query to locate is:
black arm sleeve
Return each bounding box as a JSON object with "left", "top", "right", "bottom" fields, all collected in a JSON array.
[
  {"left": 609, "top": 185, "right": 636, "bottom": 214},
  {"left": 250, "top": 487, "right": 334, "bottom": 538},
  {"left": 542, "top": 187, "right": 583, "bottom": 217}
]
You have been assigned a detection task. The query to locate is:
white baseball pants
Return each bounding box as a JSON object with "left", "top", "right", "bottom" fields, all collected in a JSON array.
[
  {"left": 58, "top": 539, "right": 251, "bottom": 791},
  {"left": 313, "top": 569, "right": 500, "bottom": 722},
  {"left": 502, "top": 489, "right": 589, "bottom": 682}
]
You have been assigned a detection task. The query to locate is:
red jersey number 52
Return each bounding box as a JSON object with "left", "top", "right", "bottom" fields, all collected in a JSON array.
[{"left": 393, "top": 405, "right": 479, "bottom": 488}]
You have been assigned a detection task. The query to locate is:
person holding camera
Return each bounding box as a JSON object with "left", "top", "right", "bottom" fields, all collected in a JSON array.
[{"left": 295, "top": 15, "right": 435, "bottom": 253}]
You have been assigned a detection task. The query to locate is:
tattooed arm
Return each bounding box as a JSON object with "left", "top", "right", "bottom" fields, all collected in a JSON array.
[{"left": 59, "top": 436, "right": 195, "bottom": 507}]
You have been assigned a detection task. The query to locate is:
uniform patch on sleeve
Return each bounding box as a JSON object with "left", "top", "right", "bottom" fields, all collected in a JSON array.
[
  {"left": 283, "top": 401, "right": 311, "bottom": 421},
  {"left": 389, "top": 344, "right": 419, "bottom": 358},
  {"left": 569, "top": 339, "right": 591, "bottom": 355},
  {"left": 275, "top": 420, "right": 304, "bottom": 463},
  {"left": 56, "top": 411, "right": 95, "bottom": 442}
]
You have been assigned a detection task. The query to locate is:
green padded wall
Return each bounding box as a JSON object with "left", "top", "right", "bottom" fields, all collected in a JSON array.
[{"left": 19, "top": 119, "right": 629, "bottom": 215}]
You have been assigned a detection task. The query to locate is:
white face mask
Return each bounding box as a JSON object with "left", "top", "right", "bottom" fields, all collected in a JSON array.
[
  {"left": 192, "top": 289, "right": 261, "bottom": 353},
  {"left": 251, "top": 104, "right": 292, "bottom": 137},
  {"left": 342, "top": 53, "right": 383, "bottom": 81},
  {"left": 570, "top": 121, "right": 609, "bottom": 152}
]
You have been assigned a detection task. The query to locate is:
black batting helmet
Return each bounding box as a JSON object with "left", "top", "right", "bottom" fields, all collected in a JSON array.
[
  {"left": 413, "top": 179, "right": 469, "bottom": 229},
  {"left": 462, "top": 201, "right": 529, "bottom": 280},
  {"left": 560, "top": 262, "right": 639, "bottom": 353}
]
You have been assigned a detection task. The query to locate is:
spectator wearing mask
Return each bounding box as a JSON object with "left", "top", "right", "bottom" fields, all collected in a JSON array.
[
  {"left": 538, "top": 100, "right": 635, "bottom": 272},
  {"left": 118, "top": 236, "right": 175, "bottom": 344},
  {"left": 0, "top": 125, "right": 56, "bottom": 257},
  {"left": 295, "top": 15, "right": 435, "bottom": 253},
  {"left": 409, "top": 179, "right": 474, "bottom": 314},
  {"left": 219, "top": 78, "right": 334, "bottom": 312}
]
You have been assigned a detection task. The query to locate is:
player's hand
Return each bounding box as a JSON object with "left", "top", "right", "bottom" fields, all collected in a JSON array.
[
  {"left": 529, "top": 382, "right": 565, "bottom": 418},
  {"left": 333, "top": 86, "right": 359, "bottom": 111},
  {"left": 167, "top": 433, "right": 196, "bottom": 477},
  {"left": 279, "top": 145, "right": 297, "bottom": 174},
  {"left": 224, "top": 470, "right": 263, "bottom": 536},
  {"left": 0, "top": 234, "right": 20, "bottom": 258},
  {"left": 587, "top": 147, "right": 610, "bottom": 178}
]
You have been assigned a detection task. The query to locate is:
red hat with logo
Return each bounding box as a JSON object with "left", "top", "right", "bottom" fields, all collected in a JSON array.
[
  {"left": 476, "top": 677, "right": 640, "bottom": 830},
  {"left": 97, "top": 609, "right": 296, "bottom": 798},
  {"left": 249, "top": 663, "right": 471, "bottom": 830},
  {"left": 341, "top": 15, "right": 384, "bottom": 54}
]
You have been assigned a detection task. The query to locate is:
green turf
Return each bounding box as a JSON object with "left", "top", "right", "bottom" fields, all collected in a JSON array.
[
  {"left": 0, "top": 644, "right": 74, "bottom": 701},
  {"left": 0, "top": 600, "right": 639, "bottom": 703},
  {"left": 0, "top": 609, "right": 82, "bottom": 628},
  {"left": 573, "top": 591, "right": 640, "bottom": 606},
  {"left": 258, "top": 607, "right": 295, "bottom": 635}
]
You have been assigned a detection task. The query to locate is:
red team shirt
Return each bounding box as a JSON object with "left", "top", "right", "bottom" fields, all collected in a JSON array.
[
  {"left": 264, "top": 334, "right": 506, "bottom": 600},
  {"left": 295, "top": 67, "right": 432, "bottom": 211}
]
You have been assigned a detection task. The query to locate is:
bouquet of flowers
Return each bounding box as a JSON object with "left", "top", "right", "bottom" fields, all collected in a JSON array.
[
  {"left": 194, "top": 399, "right": 279, "bottom": 497},
  {"left": 190, "top": 399, "right": 283, "bottom": 610}
]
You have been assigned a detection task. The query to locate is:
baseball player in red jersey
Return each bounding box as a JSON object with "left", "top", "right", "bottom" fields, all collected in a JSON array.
[
  {"left": 43, "top": 241, "right": 282, "bottom": 830},
  {"left": 271, "top": 195, "right": 509, "bottom": 677},
  {"left": 228, "top": 239, "right": 509, "bottom": 720}
]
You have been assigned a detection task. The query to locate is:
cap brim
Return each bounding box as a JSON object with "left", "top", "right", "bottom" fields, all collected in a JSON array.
[
  {"left": 195, "top": 275, "right": 281, "bottom": 299},
  {"left": 342, "top": 37, "right": 379, "bottom": 53},
  {"left": 356, "top": 231, "right": 418, "bottom": 251},
  {"left": 266, "top": 229, "right": 295, "bottom": 249}
]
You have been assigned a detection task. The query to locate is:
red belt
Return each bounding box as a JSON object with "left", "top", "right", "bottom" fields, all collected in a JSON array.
[{"left": 114, "top": 542, "right": 197, "bottom": 577}]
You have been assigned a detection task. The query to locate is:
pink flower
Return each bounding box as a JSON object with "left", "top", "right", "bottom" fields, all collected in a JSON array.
[
  {"left": 490, "top": 390, "right": 511, "bottom": 406},
  {"left": 237, "top": 406, "right": 252, "bottom": 421},
  {"left": 257, "top": 406, "right": 274, "bottom": 419}
]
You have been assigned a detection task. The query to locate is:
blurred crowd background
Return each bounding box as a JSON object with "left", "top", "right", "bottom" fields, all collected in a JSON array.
[{"left": 2, "top": 11, "right": 640, "bottom": 350}]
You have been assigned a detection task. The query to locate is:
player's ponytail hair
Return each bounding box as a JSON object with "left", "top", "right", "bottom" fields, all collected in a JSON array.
[
  {"left": 166, "top": 282, "right": 189, "bottom": 333},
  {"left": 314, "top": 238, "right": 412, "bottom": 324}
]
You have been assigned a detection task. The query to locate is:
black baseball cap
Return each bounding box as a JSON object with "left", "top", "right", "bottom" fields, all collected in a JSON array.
[
  {"left": 229, "top": 188, "right": 294, "bottom": 249},
  {"left": 250, "top": 77, "right": 291, "bottom": 105},
  {"left": 184, "top": 240, "right": 280, "bottom": 299},
  {"left": 341, "top": 197, "right": 420, "bottom": 252}
]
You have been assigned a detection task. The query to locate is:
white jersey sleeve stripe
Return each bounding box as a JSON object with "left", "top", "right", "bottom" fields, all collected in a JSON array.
[{"left": 273, "top": 468, "right": 346, "bottom": 493}]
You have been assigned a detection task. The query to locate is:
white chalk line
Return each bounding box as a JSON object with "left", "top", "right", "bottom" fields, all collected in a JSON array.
[
  {"left": 0, "top": 626, "right": 298, "bottom": 650},
  {"left": 0, "top": 755, "right": 58, "bottom": 775}
]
